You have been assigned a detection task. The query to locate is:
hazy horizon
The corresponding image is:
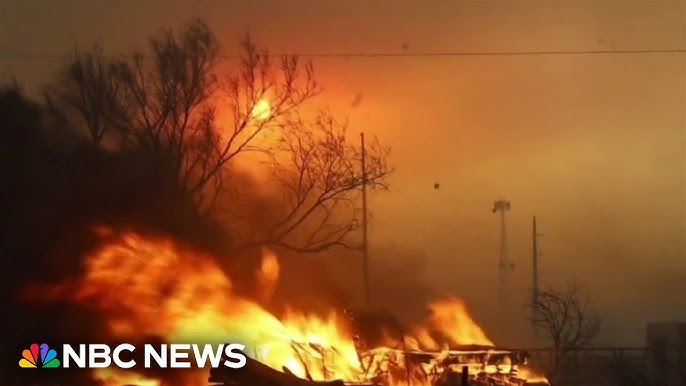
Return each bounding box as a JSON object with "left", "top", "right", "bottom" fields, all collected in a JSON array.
[{"left": 1, "top": 0, "right": 684, "bottom": 346}]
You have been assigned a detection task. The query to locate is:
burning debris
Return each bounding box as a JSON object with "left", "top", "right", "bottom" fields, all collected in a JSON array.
[
  {"left": 358, "top": 347, "right": 551, "bottom": 386},
  {"left": 20, "top": 228, "right": 549, "bottom": 386},
  {"left": 210, "top": 344, "right": 550, "bottom": 386}
]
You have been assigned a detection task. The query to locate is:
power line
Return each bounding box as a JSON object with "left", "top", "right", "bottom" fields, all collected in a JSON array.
[{"left": 0, "top": 48, "right": 683, "bottom": 60}]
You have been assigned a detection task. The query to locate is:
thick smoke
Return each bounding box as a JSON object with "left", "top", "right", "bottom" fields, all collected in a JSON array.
[{"left": 0, "top": 85, "right": 438, "bottom": 385}]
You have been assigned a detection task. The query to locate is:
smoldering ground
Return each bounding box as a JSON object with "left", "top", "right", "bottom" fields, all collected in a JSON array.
[{"left": 0, "top": 85, "right": 438, "bottom": 385}]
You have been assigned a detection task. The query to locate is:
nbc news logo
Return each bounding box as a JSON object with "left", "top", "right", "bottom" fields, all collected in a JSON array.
[
  {"left": 19, "top": 343, "right": 60, "bottom": 368},
  {"left": 18, "top": 342, "right": 247, "bottom": 369}
]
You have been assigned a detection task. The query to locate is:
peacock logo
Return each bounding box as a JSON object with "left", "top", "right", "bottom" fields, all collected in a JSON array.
[{"left": 19, "top": 343, "right": 61, "bottom": 368}]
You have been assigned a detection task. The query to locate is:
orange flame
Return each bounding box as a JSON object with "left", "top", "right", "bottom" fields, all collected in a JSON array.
[
  {"left": 256, "top": 247, "right": 280, "bottom": 302},
  {"left": 404, "top": 297, "right": 494, "bottom": 351},
  {"left": 31, "top": 228, "right": 547, "bottom": 386}
]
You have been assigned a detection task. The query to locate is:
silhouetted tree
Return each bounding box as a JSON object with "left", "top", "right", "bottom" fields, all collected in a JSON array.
[
  {"left": 528, "top": 283, "right": 601, "bottom": 378},
  {"left": 44, "top": 19, "right": 392, "bottom": 253},
  {"left": 0, "top": 84, "right": 185, "bottom": 385}
]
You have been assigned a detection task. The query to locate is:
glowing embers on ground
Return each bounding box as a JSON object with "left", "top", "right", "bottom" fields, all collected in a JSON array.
[{"left": 28, "top": 227, "right": 548, "bottom": 386}]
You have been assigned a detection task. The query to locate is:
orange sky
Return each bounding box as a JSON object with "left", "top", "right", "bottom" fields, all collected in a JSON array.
[{"left": 0, "top": 0, "right": 684, "bottom": 345}]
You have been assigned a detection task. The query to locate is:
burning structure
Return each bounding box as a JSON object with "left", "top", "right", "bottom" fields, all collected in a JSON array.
[
  {"left": 210, "top": 348, "right": 549, "bottom": 386},
  {"left": 18, "top": 229, "right": 549, "bottom": 386},
  {"left": 211, "top": 322, "right": 550, "bottom": 386}
]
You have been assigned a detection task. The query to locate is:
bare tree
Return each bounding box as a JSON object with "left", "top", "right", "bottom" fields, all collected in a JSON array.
[
  {"left": 44, "top": 44, "right": 115, "bottom": 144},
  {"left": 44, "top": 19, "right": 392, "bottom": 253},
  {"left": 261, "top": 110, "right": 390, "bottom": 252},
  {"left": 529, "top": 283, "right": 601, "bottom": 378}
]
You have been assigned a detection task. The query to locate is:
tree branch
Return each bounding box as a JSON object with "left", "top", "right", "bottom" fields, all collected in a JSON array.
[{"left": 528, "top": 283, "right": 600, "bottom": 378}]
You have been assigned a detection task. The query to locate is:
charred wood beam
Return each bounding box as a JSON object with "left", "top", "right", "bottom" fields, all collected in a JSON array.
[
  {"left": 461, "top": 366, "right": 469, "bottom": 386},
  {"left": 396, "top": 349, "right": 530, "bottom": 367}
]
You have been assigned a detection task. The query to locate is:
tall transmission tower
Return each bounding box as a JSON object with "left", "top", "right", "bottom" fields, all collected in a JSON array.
[{"left": 492, "top": 199, "right": 513, "bottom": 308}]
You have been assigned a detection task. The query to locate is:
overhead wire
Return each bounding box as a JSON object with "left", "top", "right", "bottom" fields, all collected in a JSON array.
[{"left": 0, "top": 48, "right": 683, "bottom": 60}]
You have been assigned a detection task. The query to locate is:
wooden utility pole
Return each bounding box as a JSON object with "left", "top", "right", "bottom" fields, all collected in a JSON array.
[
  {"left": 360, "top": 132, "right": 370, "bottom": 306},
  {"left": 532, "top": 216, "right": 541, "bottom": 338}
]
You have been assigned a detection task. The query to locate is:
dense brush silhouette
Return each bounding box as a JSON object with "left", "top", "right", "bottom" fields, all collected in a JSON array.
[{"left": 0, "top": 84, "right": 235, "bottom": 385}]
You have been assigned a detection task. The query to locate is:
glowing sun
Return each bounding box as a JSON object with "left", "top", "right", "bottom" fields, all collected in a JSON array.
[{"left": 251, "top": 99, "right": 272, "bottom": 121}]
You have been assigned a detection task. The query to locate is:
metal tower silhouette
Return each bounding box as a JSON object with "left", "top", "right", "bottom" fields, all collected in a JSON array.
[{"left": 492, "top": 199, "right": 513, "bottom": 308}]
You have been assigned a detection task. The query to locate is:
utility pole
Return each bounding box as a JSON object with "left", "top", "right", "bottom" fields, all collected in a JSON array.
[
  {"left": 360, "top": 132, "right": 370, "bottom": 306},
  {"left": 532, "top": 217, "right": 539, "bottom": 336},
  {"left": 532, "top": 216, "right": 542, "bottom": 339}
]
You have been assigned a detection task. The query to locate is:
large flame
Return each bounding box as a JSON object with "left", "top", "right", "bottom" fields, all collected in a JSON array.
[
  {"left": 27, "top": 228, "right": 548, "bottom": 386},
  {"left": 404, "top": 297, "right": 494, "bottom": 351}
]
